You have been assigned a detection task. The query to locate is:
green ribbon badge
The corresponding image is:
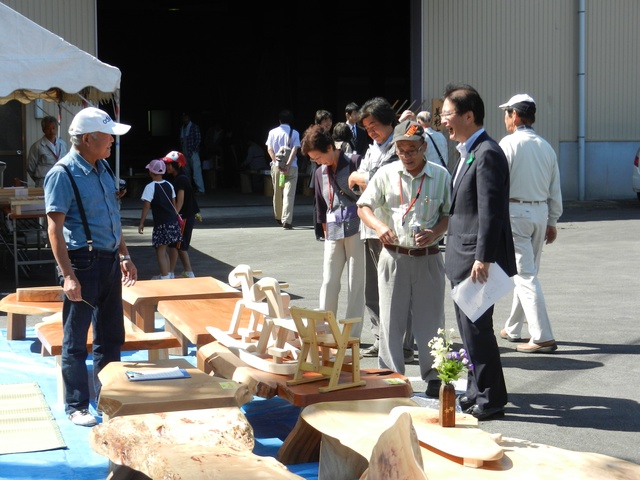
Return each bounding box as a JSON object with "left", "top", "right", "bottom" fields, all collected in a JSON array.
[{"left": 466, "top": 152, "right": 474, "bottom": 165}]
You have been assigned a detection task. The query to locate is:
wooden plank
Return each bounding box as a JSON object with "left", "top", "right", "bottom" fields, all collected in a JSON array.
[
  {"left": 16, "top": 286, "right": 64, "bottom": 302},
  {"left": 34, "top": 319, "right": 181, "bottom": 356}
]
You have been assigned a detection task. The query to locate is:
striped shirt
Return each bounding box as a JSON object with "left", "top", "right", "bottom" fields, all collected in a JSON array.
[{"left": 357, "top": 159, "right": 451, "bottom": 248}]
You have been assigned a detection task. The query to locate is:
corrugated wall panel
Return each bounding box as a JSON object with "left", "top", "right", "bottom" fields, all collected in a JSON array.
[
  {"left": 3, "top": 0, "right": 96, "bottom": 53},
  {"left": 586, "top": 0, "right": 639, "bottom": 141},
  {"left": 422, "top": 0, "right": 576, "bottom": 155}
]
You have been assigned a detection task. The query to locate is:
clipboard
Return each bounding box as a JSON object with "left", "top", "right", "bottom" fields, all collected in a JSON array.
[{"left": 125, "top": 366, "right": 191, "bottom": 382}]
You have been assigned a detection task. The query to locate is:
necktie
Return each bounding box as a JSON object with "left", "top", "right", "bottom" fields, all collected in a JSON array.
[{"left": 352, "top": 125, "right": 357, "bottom": 140}]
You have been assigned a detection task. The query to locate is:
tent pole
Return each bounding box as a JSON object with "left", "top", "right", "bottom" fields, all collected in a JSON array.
[{"left": 113, "top": 93, "right": 121, "bottom": 182}]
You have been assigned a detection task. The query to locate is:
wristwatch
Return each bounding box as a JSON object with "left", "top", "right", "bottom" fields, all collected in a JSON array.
[{"left": 119, "top": 254, "right": 131, "bottom": 262}]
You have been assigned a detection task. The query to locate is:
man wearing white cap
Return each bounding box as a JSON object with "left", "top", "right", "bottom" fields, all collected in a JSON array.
[
  {"left": 498, "top": 94, "right": 562, "bottom": 353},
  {"left": 44, "top": 107, "right": 137, "bottom": 427}
]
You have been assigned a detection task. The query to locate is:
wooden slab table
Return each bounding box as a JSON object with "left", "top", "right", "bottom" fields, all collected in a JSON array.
[
  {"left": 279, "top": 398, "right": 640, "bottom": 479},
  {"left": 0, "top": 287, "right": 63, "bottom": 340},
  {"left": 97, "top": 358, "right": 253, "bottom": 420},
  {"left": 121, "top": 276, "right": 241, "bottom": 333},
  {"left": 157, "top": 297, "right": 252, "bottom": 356}
]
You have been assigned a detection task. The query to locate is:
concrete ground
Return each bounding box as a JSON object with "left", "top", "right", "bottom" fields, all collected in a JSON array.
[{"left": 1, "top": 188, "right": 639, "bottom": 466}]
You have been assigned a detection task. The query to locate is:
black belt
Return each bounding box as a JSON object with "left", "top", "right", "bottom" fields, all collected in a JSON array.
[
  {"left": 509, "top": 199, "right": 547, "bottom": 205},
  {"left": 68, "top": 247, "right": 118, "bottom": 259},
  {"left": 384, "top": 245, "right": 440, "bottom": 257}
]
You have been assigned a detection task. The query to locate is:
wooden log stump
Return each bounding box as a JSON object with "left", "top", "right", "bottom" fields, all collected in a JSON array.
[{"left": 90, "top": 407, "right": 304, "bottom": 479}]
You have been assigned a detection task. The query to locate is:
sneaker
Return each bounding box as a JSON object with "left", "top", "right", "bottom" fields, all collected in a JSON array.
[
  {"left": 169, "top": 272, "right": 175, "bottom": 279},
  {"left": 403, "top": 348, "right": 414, "bottom": 363},
  {"left": 361, "top": 342, "right": 379, "bottom": 357},
  {"left": 151, "top": 275, "right": 162, "bottom": 280},
  {"left": 181, "top": 271, "right": 195, "bottom": 278},
  {"left": 68, "top": 409, "right": 97, "bottom": 427}
]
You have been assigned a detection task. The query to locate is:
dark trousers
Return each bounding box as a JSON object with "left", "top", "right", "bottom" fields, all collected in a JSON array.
[
  {"left": 61, "top": 248, "right": 124, "bottom": 414},
  {"left": 453, "top": 298, "right": 508, "bottom": 410}
]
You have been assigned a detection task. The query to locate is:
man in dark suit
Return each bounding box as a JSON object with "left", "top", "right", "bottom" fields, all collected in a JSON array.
[
  {"left": 440, "top": 83, "right": 517, "bottom": 420},
  {"left": 345, "top": 102, "right": 371, "bottom": 156}
]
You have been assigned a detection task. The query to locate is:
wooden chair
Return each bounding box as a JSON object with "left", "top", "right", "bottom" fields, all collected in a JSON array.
[{"left": 287, "top": 306, "right": 365, "bottom": 393}]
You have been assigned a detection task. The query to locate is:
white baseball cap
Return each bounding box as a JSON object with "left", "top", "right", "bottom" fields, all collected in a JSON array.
[
  {"left": 68, "top": 107, "right": 131, "bottom": 136},
  {"left": 498, "top": 94, "right": 536, "bottom": 111}
]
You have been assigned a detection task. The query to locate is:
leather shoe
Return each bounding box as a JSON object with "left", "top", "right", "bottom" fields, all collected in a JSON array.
[
  {"left": 500, "top": 328, "right": 525, "bottom": 343},
  {"left": 403, "top": 348, "right": 414, "bottom": 363},
  {"left": 425, "top": 379, "right": 442, "bottom": 398},
  {"left": 516, "top": 340, "right": 558, "bottom": 353},
  {"left": 458, "top": 395, "right": 475, "bottom": 411},
  {"left": 464, "top": 404, "right": 505, "bottom": 420},
  {"left": 283, "top": 223, "right": 293, "bottom": 230}
]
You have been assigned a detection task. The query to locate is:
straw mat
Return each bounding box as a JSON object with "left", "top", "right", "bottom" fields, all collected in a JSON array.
[{"left": 0, "top": 382, "right": 66, "bottom": 455}]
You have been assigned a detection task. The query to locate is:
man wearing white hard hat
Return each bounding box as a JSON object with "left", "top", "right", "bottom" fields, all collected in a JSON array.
[
  {"left": 497, "top": 94, "right": 562, "bottom": 354},
  {"left": 44, "top": 107, "right": 137, "bottom": 427}
]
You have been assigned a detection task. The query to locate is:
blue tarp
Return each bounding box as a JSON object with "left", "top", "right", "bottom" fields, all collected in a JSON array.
[{"left": 0, "top": 326, "right": 318, "bottom": 479}]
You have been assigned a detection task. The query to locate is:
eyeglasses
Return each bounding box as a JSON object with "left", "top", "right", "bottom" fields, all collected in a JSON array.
[
  {"left": 440, "top": 111, "right": 457, "bottom": 119},
  {"left": 396, "top": 145, "right": 424, "bottom": 158}
]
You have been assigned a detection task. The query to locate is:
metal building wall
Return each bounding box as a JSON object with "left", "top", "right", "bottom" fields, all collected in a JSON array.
[
  {"left": 2, "top": 0, "right": 97, "bottom": 155},
  {"left": 420, "top": 0, "right": 640, "bottom": 200}
]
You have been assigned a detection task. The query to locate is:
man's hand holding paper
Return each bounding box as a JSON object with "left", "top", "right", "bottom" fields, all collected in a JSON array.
[{"left": 450, "top": 263, "right": 515, "bottom": 323}]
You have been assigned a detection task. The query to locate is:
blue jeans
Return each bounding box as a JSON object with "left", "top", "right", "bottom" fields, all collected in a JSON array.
[{"left": 61, "top": 248, "right": 124, "bottom": 415}]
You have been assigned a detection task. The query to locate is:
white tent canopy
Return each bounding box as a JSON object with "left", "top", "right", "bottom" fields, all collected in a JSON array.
[{"left": 0, "top": 2, "right": 121, "bottom": 106}]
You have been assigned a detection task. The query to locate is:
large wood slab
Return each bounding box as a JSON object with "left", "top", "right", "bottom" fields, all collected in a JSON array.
[
  {"left": 280, "top": 397, "right": 640, "bottom": 480},
  {"left": 97, "top": 359, "right": 253, "bottom": 419},
  {"left": 90, "top": 407, "right": 304, "bottom": 479},
  {"left": 158, "top": 296, "right": 251, "bottom": 355},
  {"left": 121, "top": 276, "right": 241, "bottom": 332}
]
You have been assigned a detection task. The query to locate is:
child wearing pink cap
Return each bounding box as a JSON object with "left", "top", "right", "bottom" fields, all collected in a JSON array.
[{"left": 138, "top": 159, "right": 182, "bottom": 279}]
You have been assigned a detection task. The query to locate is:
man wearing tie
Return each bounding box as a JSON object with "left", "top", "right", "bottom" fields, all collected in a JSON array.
[
  {"left": 440, "top": 83, "right": 516, "bottom": 420},
  {"left": 345, "top": 102, "right": 371, "bottom": 156}
]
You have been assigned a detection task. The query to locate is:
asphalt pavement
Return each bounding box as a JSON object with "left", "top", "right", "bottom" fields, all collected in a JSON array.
[{"left": 2, "top": 188, "right": 639, "bottom": 465}]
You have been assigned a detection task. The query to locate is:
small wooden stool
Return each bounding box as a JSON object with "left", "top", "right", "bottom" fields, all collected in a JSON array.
[{"left": 287, "top": 306, "right": 365, "bottom": 393}]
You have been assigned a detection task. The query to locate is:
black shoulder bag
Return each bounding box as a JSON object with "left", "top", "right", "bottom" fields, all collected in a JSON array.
[{"left": 425, "top": 132, "right": 448, "bottom": 169}]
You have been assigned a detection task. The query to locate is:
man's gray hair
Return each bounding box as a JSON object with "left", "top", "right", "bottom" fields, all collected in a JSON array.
[
  {"left": 70, "top": 132, "right": 97, "bottom": 146},
  {"left": 417, "top": 111, "right": 432, "bottom": 124}
]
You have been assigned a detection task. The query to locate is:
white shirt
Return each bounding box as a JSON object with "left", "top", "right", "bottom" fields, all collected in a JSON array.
[{"left": 499, "top": 126, "right": 563, "bottom": 226}]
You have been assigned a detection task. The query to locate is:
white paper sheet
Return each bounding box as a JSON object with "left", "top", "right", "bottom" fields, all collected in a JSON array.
[{"left": 450, "top": 263, "right": 515, "bottom": 322}]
